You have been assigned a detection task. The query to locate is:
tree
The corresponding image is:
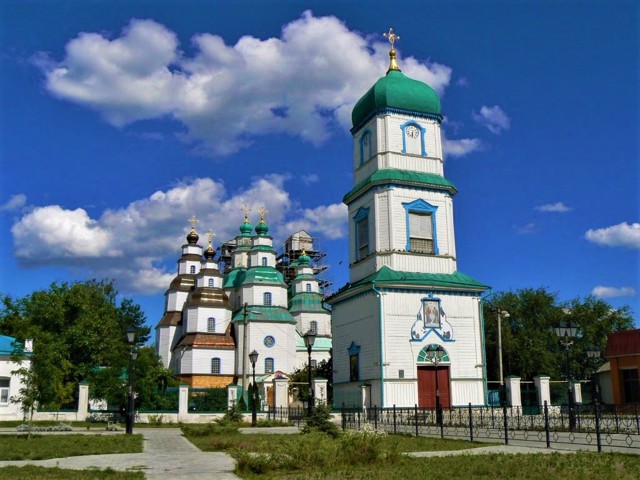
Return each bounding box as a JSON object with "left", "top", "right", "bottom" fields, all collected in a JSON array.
[
  {"left": 484, "top": 288, "right": 634, "bottom": 382},
  {"left": 0, "top": 280, "right": 150, "bottom": 411},
  {"left": 288, "top": 351, "right": 333, "bottom": 404}
]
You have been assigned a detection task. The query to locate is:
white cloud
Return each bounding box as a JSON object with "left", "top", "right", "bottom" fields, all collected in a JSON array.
[
  {"left": 38, "top": 13, "right": 452, "bottom": 156},
  {"left": 10, "top": 176, "right": 345, "bottom": 294},
  {"left": 443, "top": 137, "right": 483, "bottom": 158},
  {"left": 0, "top": 194, "right": 27, "bottom": 211},
  {"left": 473, "top": 105, "right": 511, "bottom": 134},
  {"left": 535, "top": 202, "right": 573, "bottom": 213},
  {"left": 591, "top": 286, "right": 637, "bottom": 298},
  {"left": 301, "top": 173, "right": 320, "bottom": 185},
  {"left": 516, "top": 222, "right": 536, "bottom": 235},
  {"left": 585, "top": 222, "right": 640, "bottom": 249},
  {"left": 283, "top": 203, "right": 348, "bottom": 240}
]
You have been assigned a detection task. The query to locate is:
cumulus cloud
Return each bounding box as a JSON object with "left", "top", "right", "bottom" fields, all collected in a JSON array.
[
  {"left": 585, "top": 222, "right": 640, "bottom": 249},
  {"left": 535, "top": 202, "right": 572, "bottom": 213},
  {"left": 473, "top": 105, "right": 511, "bottom": 134},
  {"left": 0, "top": 194, "right": 27, "bottom": 211},
  {"left": 591, "top": 286, "right": 637, "bottom": 298},
  {"left": 37, "top": 13, "right": 452, "bottom": 156},
  {"left": 11, "top": 176, "right": 347, "bottom": 294},
  {"left": 443, "top": 137, "right": 483, "bottom": 158}
]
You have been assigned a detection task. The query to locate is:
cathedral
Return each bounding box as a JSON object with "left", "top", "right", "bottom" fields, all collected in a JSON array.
[{"left": 156, "top": 30, "right": 488, "bottom": 409}]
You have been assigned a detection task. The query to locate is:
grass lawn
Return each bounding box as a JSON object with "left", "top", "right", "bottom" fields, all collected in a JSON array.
[
  {"left": 0, "top": 434, "right": 143, "bottom": 460},
  {"left": 0, "top": 466, "right": 144, "bottom": 479}
]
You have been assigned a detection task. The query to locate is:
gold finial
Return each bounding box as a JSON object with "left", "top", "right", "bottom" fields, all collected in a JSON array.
[
  {"left": 206, "top": 229, "right": 216, "bottom": 247},
  {"left": 188, "top": 215, "right": 199, "bottom": 231},
  {"left": 257, "top": 206, "right": 268, "bottom": 224},
  {"left": 241, "top": 204, "right": 251, "bottom": 224},
  {"left": 301, "top": 249, "right": 307, "bottom": 256},
  {"left": 383, "top": 27, "right": 401, "bottom": 73}
]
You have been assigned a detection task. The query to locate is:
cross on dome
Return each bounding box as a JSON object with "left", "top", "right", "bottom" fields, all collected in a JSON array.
[
  {"left": 383, "top": 27, "right": 401, "bottom": 73},
  {"left": 241, "top": 204, "right": 251, "bottom": 224},
  {"left": 206, "top": 229, "right": 216, "bottom": 247},
  {"left": 383, "top": 27, "right": 400, "bottom": 49},
  {"left": 257, "top": 206, "right": 269, "bottom": 224},
  {"left": 188, "top": 215, "right": 199, "bottom": 231}
]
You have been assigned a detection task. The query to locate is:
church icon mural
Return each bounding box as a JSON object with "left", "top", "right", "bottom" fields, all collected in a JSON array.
[{"left": 411, "top": 295, "right": 454, "bottom": 342}]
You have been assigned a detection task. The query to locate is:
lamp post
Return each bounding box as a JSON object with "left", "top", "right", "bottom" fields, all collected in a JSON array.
[
  {"left": 587, "top": 348, "right": 601, "bottom": 406},
  {"left": 125, "top": 326, "right": 137, "bottom": 435},
  {"left": 555, "top": 320, "right": 578, "bottom": 430},
  {"left": 303, "top": 330, "right": 316, "bottom": 416},
  {"left": 241, "top": 303, "right": 262, "bottom": 408},
  {"left": 249, "top": 349, "right": 259, "bottom": 427},
  {"left": 492, "top": 308, "right": 510, "bottom": 405},
  {"left": 425, "top": 344, "right": 446, "bottom": 425}
]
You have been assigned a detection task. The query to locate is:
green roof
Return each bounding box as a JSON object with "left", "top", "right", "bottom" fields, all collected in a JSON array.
[
  {"left": 241, "top": 266, "right": 286, "bottom": 285},
  {"left": 295, "top": 332, "right": 332, "bottom": 351},
  {"left": 250, "top": 245, "right": 275, "bottom": 252},
  {"left": 343, "top": 169, "right": 457, "bottom": 204},
  {"left": 352, "top": 70, "right": 441, "bottom": 128},
  {"left": 329, "top": 266, "right": 488, "bottom": 304},
  {"left": 223, "top": 269, "right": 246, "bottom": 288},
  {"left": 289, "top": 292, "right": 330, "bottom": 313},
  {"left": 232, "top": 306, "right": 296, "bottom": 324}
]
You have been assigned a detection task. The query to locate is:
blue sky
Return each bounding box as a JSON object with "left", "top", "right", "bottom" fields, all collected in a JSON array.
[{"left": 1, "top": 0, "right": 638, "bottom": 332}]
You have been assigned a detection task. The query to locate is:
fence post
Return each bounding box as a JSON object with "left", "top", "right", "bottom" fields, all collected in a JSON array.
[
  {"left": 544, "top": 401, "right": 550, "bottom": 448},
  {"left": 502, "top": 404, "right": 509, "bottom": 445},
  {"left": 469, "top": 403, "right": 474, "bottom": 442},
  {"left": 341, "top": 403, "right": 346, "bottom": 431},
  {"left": 635, "top": 403, "right": 639, "bottom": 435},
  {"left": 614, "top": 405, "right": 619, "bottom": 434},
  {"left": 415, "top": 404, "right": 419, "bottom": 437},
  {"left": 440, "top": 406, "right": 445, "bottom": 439},
  {"left": 393, "top": 405, "right": 397, "bottom": 435},
  {"left": 594, "top": 400, "right": 602, "bottom": 453},
  {"left": 374, "top": 405, "right": 378, "bottom": 430}
]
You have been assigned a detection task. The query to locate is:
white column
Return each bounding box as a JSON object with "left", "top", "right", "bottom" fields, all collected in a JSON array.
[
  {"left": 360, "top": 384, "right": 370, "bottom": 412},
  {"left": 505, "top": 376, "right": 521, "bottom": 408},
  {"left": 533, "top": 376, "right": 551, "bottom": 408},
  {"left": 273, "top": 377, "right": 289, "bottom": 409},
  {"left": 77, "top": 382, "right": 89, "bottom": 421},
  {"left": 227, "top": 384, "right": 238, "bottom": 408},
  {"left": 313, "top": 377, "right": 329, "bottom": 406},
  {"left": 572, "top": 382, "right": 582, "bottom": 404},
  {"left": 178, "top": 384, "right": 189, "bottom": 422}
]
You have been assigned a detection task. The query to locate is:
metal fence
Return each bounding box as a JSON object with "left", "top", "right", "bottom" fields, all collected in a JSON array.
[{"left": 341, "top": 402, "right": 640, "bottom": 453}]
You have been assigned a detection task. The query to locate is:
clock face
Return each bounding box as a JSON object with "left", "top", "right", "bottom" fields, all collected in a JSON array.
[{"left": 406, "top": 126, "right": 419, "bottom": 138}]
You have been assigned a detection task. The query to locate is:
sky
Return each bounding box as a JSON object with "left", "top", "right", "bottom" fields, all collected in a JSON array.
[{"left": 1, "top": 0, "right": 638, "bottom": 334}]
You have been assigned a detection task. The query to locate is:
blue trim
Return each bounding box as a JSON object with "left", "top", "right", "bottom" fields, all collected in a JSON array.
[
  {"left": 400, "top": 120, "right": 427, "bottom": 156},
  {"left": 345, "top": 182, "right": 455, "bottom": 207},
  {"left": 347, "top": 341, "right": 361, "bottom": 355},
  {"left": 410, "top": 328, "right": 455, "bottom": 343},
  {"left": 359, "top": 129, "right": 372, "bottom": 166},
  {"left": 402, "top": 199, "right": 439, "bottom": 254},
  {"left": 351, "top": 107, "right": 442, "bottom": 135},
  {"left": 353, "top": 207, "right": 370, "bottom": 261}
]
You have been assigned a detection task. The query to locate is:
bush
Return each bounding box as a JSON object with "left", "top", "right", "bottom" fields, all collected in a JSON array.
[
  {"left": 16, "top": 423, "right": 72, "bottom": 432},
  {"left": 339, "top": 423, "right": 388, "bottom": 463},
  {"left": 302, "top": 404, "right": 340, "bottom": 438},
  {"left": 220, "top": 403, "right": 244, "bottom": 425}
]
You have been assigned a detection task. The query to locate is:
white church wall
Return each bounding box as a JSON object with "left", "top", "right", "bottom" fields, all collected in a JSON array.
[
  {"left": 178, "top": 260, "right": 201, "bottom": 275},
  {"left": 381, "top": 152, "right": 443, "bottom": 176},
  {"left": 244, "top": 323, "right": 297, "bottom": 376},
  {"left": 374, "top": 252, "right": 457, "bottom": 274},
  {"left": 156, "top": 325, "right": 176, "bottom": 368},
  {"left": 384, "top": 381, "right": 417, "bottom": 407},
  {"left": 180, "top": 349, "right": 235, "bottom": 376},
  {"left": 0, "top": 357, "right": 27, "bottom": 420},
  {"left": 166, "top": 291, "right": 189, "bottom": 312},
  {"left": 293, "top": 312, "right": 331, "bottom": 337},
  {"left": 243, "top": 285, "right": 287, "bottom": 308}
]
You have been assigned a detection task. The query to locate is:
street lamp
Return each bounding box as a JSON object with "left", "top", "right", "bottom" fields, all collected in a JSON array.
[
  {"left": 241, "top": 303, "right": 262, "bottom": 408},
  {"left": 587, "top": 347, "right": 601, "bottom": 406},
  {"left": 425, "top": 344, "right": 446, "bottom": 425},
  {"left": 249, "top": 349, "right": 259, "bottom": 427},
  {"left": 125, "top": 326, "right": 137, "bottom": 435},
  {"left": 492, "top": 308, "right": 510, "bottom": 405},
  {"left": 303, "top": 330, "right": 316, "bottom": 416},
  {"left": 555, "top": 320, "right": 578, "bottom": 430}
]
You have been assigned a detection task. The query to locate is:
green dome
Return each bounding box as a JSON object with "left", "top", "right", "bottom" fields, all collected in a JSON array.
[
  {"left": 298, "top": 253, "right": 311, "bottom": 266},
  {"left": 352, "top": 70, "right": 441, "bottom": 128},
  {"left": 239, "top": 222, "right": 253, "bottom": 236},
  {"left": 255, "top": 222, "right": 269, "bottom": 236}
]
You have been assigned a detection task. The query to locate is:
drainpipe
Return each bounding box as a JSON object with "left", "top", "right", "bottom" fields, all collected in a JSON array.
[
  {"left": 480, "top": 289, "right": 494, "bottom": 405},
  {"left": 372, "top": 281, "right": 384, "bottom": 407}
]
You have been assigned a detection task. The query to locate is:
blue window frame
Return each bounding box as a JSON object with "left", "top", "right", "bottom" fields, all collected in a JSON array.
[
  {"left": 207, "top": 317, "right": 215, "bottom": 332},
  {"left": 263, "top": 292, "right": 272, "bottom": 306},
  {"left": 211, "top": 358, "right": 221, "bottom": 374},
  {"left": 359, "top": 129, "right": 373, "bottom": 165},
  {"left": 353, "top": 207, "right": 370, "bottom": 261},
  {"left": 265, "top": 357, "right": 274, "bottom": 374},
  {"left": 262, "top": 257, "right": 268, "bottom": 266},
  {"left": 400, "top": 121, "right": 427, "bottom": 156},
  {"left": 402, "top": 199, "right": 439, "bottom": 254},
  {"left": 348, "top": 341, "right": 361, "bottom": 382}
]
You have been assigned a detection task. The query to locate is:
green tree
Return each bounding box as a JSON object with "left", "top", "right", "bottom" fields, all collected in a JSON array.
[{"left": 484, "top": 288, "right": 634, "bottom": 382}]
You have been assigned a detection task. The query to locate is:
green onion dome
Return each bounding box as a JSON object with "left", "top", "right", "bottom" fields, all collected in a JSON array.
[
  {"left": 255, "top": 221, "right": 269, "bottom": 236},
  {"left": 298, "top": 251, "right": 311, "bottom": 266},
  {"left": 239, "top": 221, "right": 253, "bottom": 236}
]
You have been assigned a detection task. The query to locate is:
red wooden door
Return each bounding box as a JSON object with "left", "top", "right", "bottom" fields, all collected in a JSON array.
[{"left": 417, "top": 366, "right": 450, "bottom": 408}]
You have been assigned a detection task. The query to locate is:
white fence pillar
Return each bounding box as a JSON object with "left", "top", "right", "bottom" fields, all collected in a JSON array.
[
  {"left": 273, "top": 377, "right": 289, "bottom": 409},
  {"left": 227, "top": 384, "right": 239, "bottom": 408},
  {"left": 572, "top": 381, "right": 582, "bottom": 404},
  {"left": 313, "top": 377, "right": 328, "bottom": 406},
  {"left": 178, "top": 384, "right": 189, "bottom": 421},
  {"left": 505, "top": 376, "right": 522, "bottom": 408},
  {"left": 77, "top": 382, "right": 89, "bottom": 421},
  {"left": 533, "top": 376, "right": 551, "bottom": 408}
]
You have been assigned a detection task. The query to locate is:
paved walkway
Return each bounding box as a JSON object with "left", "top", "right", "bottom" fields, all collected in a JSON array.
[{"left": 0, "top": 428, "right": 239, "bottom": 479}]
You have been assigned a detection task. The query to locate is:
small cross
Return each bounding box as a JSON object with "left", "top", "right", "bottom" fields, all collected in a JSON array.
[
  {"left": 241, "top": 204, "right": 251, "bottom": 223},
  {"left": 257, "top": 206, "right": 269, "bottom": 224},
  {"left": 206, "top": 229, "right": 216, "bottom": 247},
  {"left": 188, "top": 215, "right": 199, "bottom": 230},
  {"left": 383, "top": 27, "right": 400, "bottom": 49}
]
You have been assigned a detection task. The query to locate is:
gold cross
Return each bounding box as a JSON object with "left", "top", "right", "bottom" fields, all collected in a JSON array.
[
  {"left": 383, "top": 27, "right": 400, "bottom": 49},
  {"left": 188, "top": 215, "right": 199, "bottom": 230},
  {"left": 257, "top": 206, "right": 269, "bottom": 224},
  {"left": 206, "top": 229, "right": 216, "bottom": 247},
  {"left": 241, "top": 204, "right": 251, "bottom": 223}
]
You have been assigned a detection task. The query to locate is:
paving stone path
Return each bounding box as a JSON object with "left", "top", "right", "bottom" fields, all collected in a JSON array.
[{"left": 0, "top": 428, "right": 239, "bottom": 479}]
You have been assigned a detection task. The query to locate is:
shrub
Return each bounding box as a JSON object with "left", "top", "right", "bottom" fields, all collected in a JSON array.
[
  {"left": 220, "top": 403, "right": 244, "bottom": 425},
  {"left": 302, "top": 404, "right": 340, "bottom": 438},
  {"left": 339, "top": 423, "right": 388, "bottom": 463}
]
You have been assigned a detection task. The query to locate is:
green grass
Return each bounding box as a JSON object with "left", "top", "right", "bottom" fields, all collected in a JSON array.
[
  {"left": 0, "top": 434, "right": 143, "bottom": 460},
  {"left": 0, "top": 466, "right": 144, "bottom": 479}
]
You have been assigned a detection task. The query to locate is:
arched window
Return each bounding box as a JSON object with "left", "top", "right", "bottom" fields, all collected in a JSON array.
[
  {"left": 403, "top": 199, "right": 439, "bottom": 254},
  {"left": 263, "top": 292, "right": 272, "bottom": 306},
  {"left": 306, "top": 283, "right": 312, "bottom": 292},
  {"left": 208, "top": 278, "right": 214, "bottom": 287},
  {"left": 207, "top": 317, "right": 215, "bottom": 333},
  {"left": 400, "top": 121, "right": 427, "bottom": 156},
  {"left": 211, "top": 358, "right": 221, "bottom": 374},
  {"left": 265, "top": 357, "right": 274, "bottom": 374},
  {"left": 190, "top": 265, "right": 196, "bottom": 274},
  {"left": 310, "top": 321, "right": 318, "bottom": 334},
  {"left": 359, "top": 130, "right": 373, "bottom": 165},
  {"left": 262, "top": 257, "right": 268, "bottom": 266}
]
